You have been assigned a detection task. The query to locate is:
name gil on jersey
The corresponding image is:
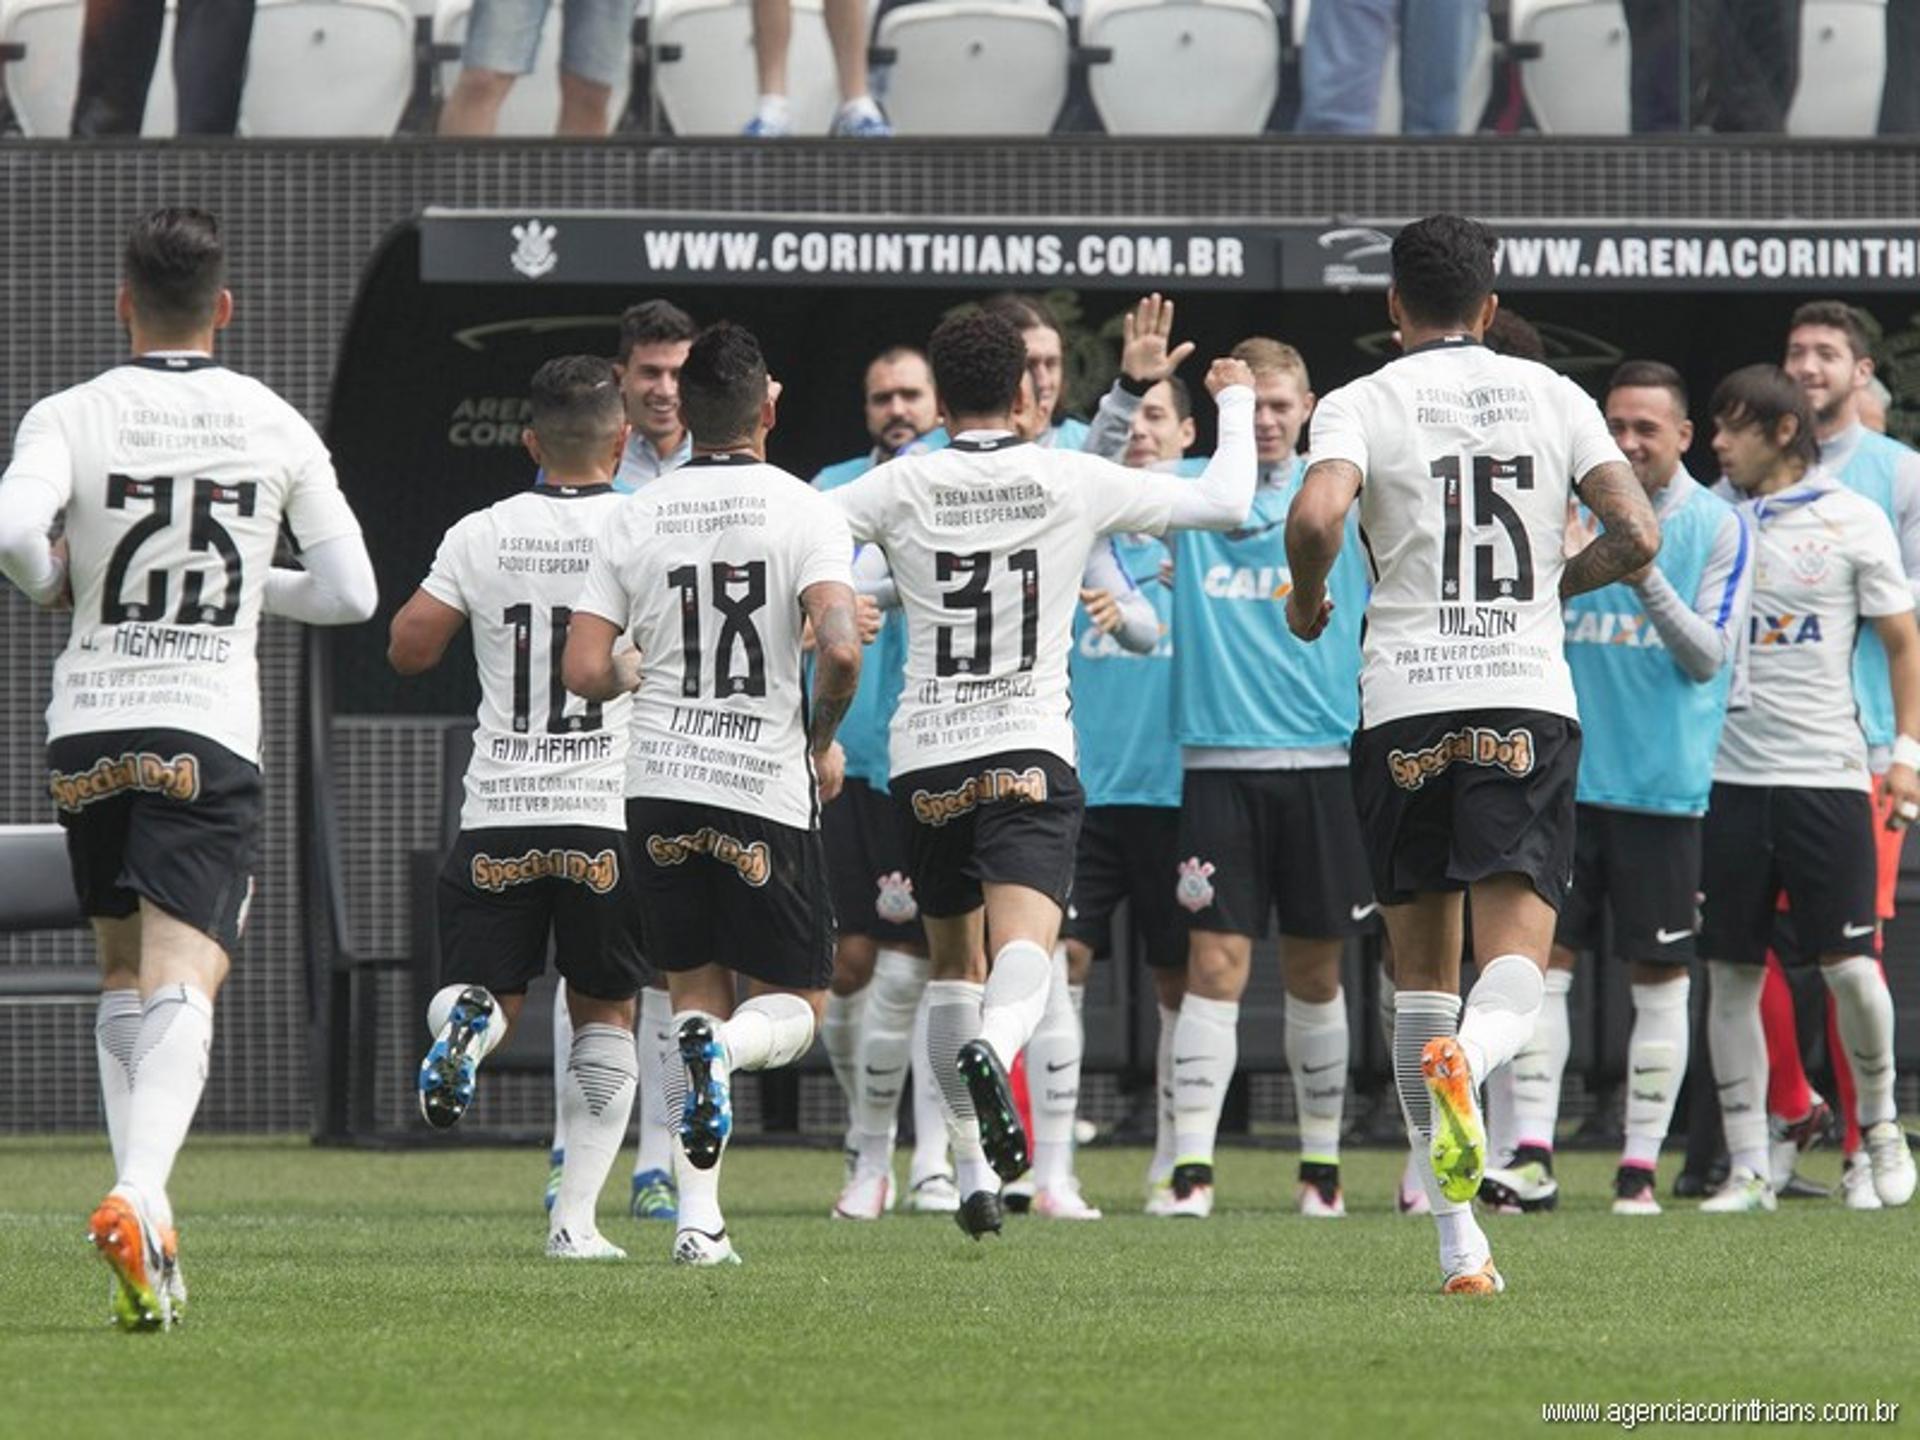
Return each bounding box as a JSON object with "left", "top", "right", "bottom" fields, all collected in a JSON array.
[
  {"left": 645, "top": 828, "right": 772, "bottom": 887},
  {"left": 910, "top": 765, "right": 1049, "bottom": 827},
  {"left": 488, "top": 732, "right": 618, "bottom": 763},
  {"left": 1563, "top": 610, "right": 1662, "bottom": 647},
  {"left": 1750, "top": 613, "right": 1824, "bottom": 646},
  {"left": 470, "top": 847, "right": 619, "bottom": 894},
  {"left": 1202, "top": 564, "right": 1291, "bottom": 601},
  {"left": 1438, "top": 606, "right": 1519, "bottom": 639},
  {"left": 93, "top": 623, "right": 234, "bottom": 664},
  {"left": 1387, "top": 726, "right": 1536, "bottom": 792},
  {"left": 48, "top": 751, "right": 201, "bottom": 813}
]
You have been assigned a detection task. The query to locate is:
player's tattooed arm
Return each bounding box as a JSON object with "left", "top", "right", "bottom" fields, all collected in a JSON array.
[
  {"left": 387, "top": 589, "right": 466, "bottom": 675},
  {"left": 1284, "top": 459, "right": 1362, "bottom": 641},
  {"left": 1563, "top": 461, "right": 1660, "bottom": 598},
  {"left": 802, "top": 579, "right": 863, "bottom": 800}
]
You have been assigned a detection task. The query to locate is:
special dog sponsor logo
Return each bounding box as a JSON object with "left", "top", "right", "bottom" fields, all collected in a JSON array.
[
  {"left": 48, "top": 752, "right": 200, "bottom": 813},
  {"left": 646, "top": 828, "right": 771, "bottom": 887},
  {"left": 470, "top": 847, "right": 619, "bottom": 894},
  {"left": 909, "top": 766, "right": 1049, "bottom": 827},
  {"left": 1387, "top": 726, "right": 1536, "bottom": 793}
]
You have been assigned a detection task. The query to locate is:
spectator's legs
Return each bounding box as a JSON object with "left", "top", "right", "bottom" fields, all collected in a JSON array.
[
  {"left": 748, "top": 0, "right": 794, "bottom": 132},
  {"left": 172, "top": 0, "right": 254, "bottom": 136},
  {"left": 1295, "top": 0, "right": 1394, "bottom": 134},
  {"left": 824, "top": 0, "right": 869, "bottom": 104},
  {"left": 553, "top": 0, "right": 632, "bottom": 135},
  {"left": 1397, "top": 0, "right": 1485, "bottom": 135},
  {"left": 439, "top": 69, "right": 518, "bottom": 135},
  {"left": 1622, "top": 0, "right": 1685, "bottom": 132},
  {"left": 1705, "top": 0, "right": 1801, "bottom": 133},
  {"left": 1881, "top": 0, "right": 1920, "bottom": 133},
  {"left": 71, "top": 0, "right": 166, "bottom": 137},
  {"left": 557, "top": 73, "right": 613, "bottom": 135}
]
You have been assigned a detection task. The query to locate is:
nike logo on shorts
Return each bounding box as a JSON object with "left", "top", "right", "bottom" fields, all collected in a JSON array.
[
  {"left": 1302, "top": 1060, "right": 1344, "bottom": 1075},
  {"left": 1842, "top": 922, "right": 1876, "bottom": 939},
  {"left": 1350, "top": 903, "right": 1379, "bottom": 922},
  {"left": 1655, "top": 928, "right": 1693, "bottom": 945}
]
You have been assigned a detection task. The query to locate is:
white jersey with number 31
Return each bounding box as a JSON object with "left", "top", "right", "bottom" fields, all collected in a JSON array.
[{"left": 1305, "top": 340, "right": 1628, "bottom": 728}]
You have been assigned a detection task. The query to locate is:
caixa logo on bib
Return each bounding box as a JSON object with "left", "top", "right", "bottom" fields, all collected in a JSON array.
[{"left": 509, "top": 219, "right": 559, "bottom": 279}]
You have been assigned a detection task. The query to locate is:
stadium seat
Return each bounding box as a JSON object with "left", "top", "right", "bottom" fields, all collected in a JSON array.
[
  {"left": 1081, "top": 0, "right": 1279, "bottom": 136},
  {"left": 240, "top": 0, "right": 415, "bottom": 136},
  {"left": 0, "top": 0, "right": 177, "bottom": 137},
  {"left": 1511, "top": 0, "right": 1630, "bottom": 135},
  {"left": 1786, "top": 0, "right": 1886, "bottom": 137},
  {"left": 0, "top": 824, "right": 93, "bottom": 1004},
  {"left": 873, "top": 1, "right": 1069, "bottom": 135},
  {"left": 648, "top": 0, "right": 837, "bottom": 135},
  {"left": 1289, "top": 0, "right": 1497, "bottom": 134},
  {"left": 433, "top": 0, "right": 635, "bottom": 136}
]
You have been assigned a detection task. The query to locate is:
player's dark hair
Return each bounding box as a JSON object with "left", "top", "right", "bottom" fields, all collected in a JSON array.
[
  {"left": 1157, "top": 375, "right": 1193, "bottom": 422},
  {"left": 981, "top": 292, "right": 1064, "bottom": 341},
  {"left": 679, "top": 321, "right": 769, "bottom": 445},
  {"left": 618, "top": 298, "right": 696, "bottom": 361},
  {"left": 928, "top": 311, "right": 1028, "bottom": 419},
  {"left": 868, "top": 344, "right": 929, "bottom": 373},
  {"left": 123, "top": 207, "right": 226, "bottom": 334},
  {"left": 1484, "top": 308, "right": 1546, "bottom": 362},
  {"left": 1712, "top": 364, "right": 1818, "bottom": 468},
  {"left": 1607, "top": 360, "right": 1690, "bottom": 416},
  {"left": 1788, "top": 300, "right": 1874, "bottom": 362},
  {"left": 1391, "top": 214, "right": 1499, "bottom": 330},
  {"left": 528, "top": 355, "right": 624, "bottom": 468}
]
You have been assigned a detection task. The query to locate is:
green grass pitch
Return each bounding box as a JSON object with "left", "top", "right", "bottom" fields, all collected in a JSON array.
[{"left": 2, "top": 1138, "right": 1914, "bottom": 1438}]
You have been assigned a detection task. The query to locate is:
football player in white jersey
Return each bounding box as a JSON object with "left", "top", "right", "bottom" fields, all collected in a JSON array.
[
  {"left": 565, "top": 322, "right": 862, "bottom": 1267},
  {"left": 387, "top": 356, "right": 646, "bottom": 1259},
  {"left": 828, "top": 309, "right": 1257, "bottom": 1238},
  {"left": 1287, "top": 214, "right": 1658, "bottom": 1293},
  {"left": 0, "top": 208, "right": 378, "bottom": 1330},
  {"left": 1693, "top": 364, "right": 1920, "bottom": 1214}
]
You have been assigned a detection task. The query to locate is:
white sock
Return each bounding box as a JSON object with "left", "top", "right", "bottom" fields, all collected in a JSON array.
[
  {"left": 1457, "top": 953, "right": 1546, "bottom": 1083},
  {"left": 1621, "top": 975, "right": 1690, "bottom": 1170},
  {"left": 821, "top": 986, "right": 866, "bottom": 1106},
  {"left": 96, "top": 989, "right": 142, "bottom": 1173},
  {"left": 1483, "top": 1061, "right": 1517, "bottom": 1168},
  {"left": 551, "top": 980, "right": 572, "bottom": 1154},
  {"left": 1509, "top": 967, "right": 1571, "bottom": 1154},
  {"left": 1706, "top": 960, "right": 1770, "bottom": 1175},
  {"left": 754, "top": 92, "right": 791, "bottom": 127},
  {"left": 1823, "top": 956, "right": 1899, "bottom": 1127},
  {"left": 977, "top": 939, "right": 1053, "bottom": 1065},
  {"left": 1171, "top": 994, "right": 1238, "bottom": 1167},
  {"left": 922, "top": 979, "right": 989, "bottom": 1186},
  {"left": 909, "top": 984, "right": 951, "bottom": 1182},
  {"left": 1394, "top": 989, "right": 1487, "bottom": 1274},
  {"left": 633, "top": 987, "right": 676, "bottom": 1178},
  {"left": 1027, "top": 947, "right": 1082, "bottom": 1190},
  {"left": 851, "top": 950, "right": 929, "bottom": 1170},
  {"left": 723, "top": 993, "right": 817, "bottom": 1071},
  {"left": 1151, "top": 1002, "right": 1180, "bottom": 1184},
  {"left": 117, "top": 984, "right": 215, "bottom": 1230},
  {"left": 551, "top": 1023, "right": 638, "bottom": 1239},
  {"left": 664, "top": 1011, "right": 726, "bottom": 1234},
  {"left": 1285, "top": 991, "right": 1347, "bottom": 1165}
]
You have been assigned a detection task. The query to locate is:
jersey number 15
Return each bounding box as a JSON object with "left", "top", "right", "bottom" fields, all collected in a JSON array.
[{"left": 1430, "top": 454, "right": 1536, "bottom": 603}]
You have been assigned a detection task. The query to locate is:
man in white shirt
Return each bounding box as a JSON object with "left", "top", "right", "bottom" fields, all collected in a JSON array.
[{"left": 0, "top": 208, "right": 377, "bottom": 1330}]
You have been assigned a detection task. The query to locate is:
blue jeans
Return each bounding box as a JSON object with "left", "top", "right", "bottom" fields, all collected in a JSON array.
[{"left": 1296, "top": 0, "right": 1487, "bottom": 135}]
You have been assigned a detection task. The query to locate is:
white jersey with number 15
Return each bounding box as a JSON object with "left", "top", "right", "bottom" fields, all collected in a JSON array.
[{"left": 1305, "top": 340, "right": 1628, "bottom": 728}]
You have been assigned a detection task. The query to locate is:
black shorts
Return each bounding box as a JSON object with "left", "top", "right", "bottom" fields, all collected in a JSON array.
[
  {"left": 436, "top": 826, "right": 646, "bottom": 1002},
  {"left": 1062, "top": 805, "right": 1187, "bottom": 968},
  {"left": 1350, "top": 708, "right": 1581, "bottom": 912},
  {"left": 821, "top": 777, "right": 922, "bottom": 945},
  {"left": 892, "top": 750, "right": 1084, "bottom": 920},
  {"left": 1699, "top": 784, "right": 1879, "bottom": 967},
  {"left": 1175, "top": 767, "right": 1377, "bottom": 940},
  {"left": 1555, "top": 805, "right": 1702, "bottom": 965},
  {"left": 627, "top": 797, "right": 835, "bottom": 991},
  {"left": 47, "top": 727, "right": 263, "bottom": 954}
]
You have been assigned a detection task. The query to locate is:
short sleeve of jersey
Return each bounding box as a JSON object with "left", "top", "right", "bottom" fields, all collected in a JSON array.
[
  {"left": 1854, "top": 503, "right": 1915, "bottom": 617},
  {"left": 1557, "top": 375, "right": 1630, "bottom": 485},
  {"left": 826, "top": 467, "right": 890, "bottom": 543},
  {"left": 1, "top": 397, "right": 76, "bottom": 508},
  {"left": 1303, "top": 387, "right": 1369, "bottom": 475},
  {"left": 279, "top": 410, "right": 362, "bottom": 551},
  {"left": 419, "top": 515, "right": 477, "bottom": 614},
  {"left": 573, "top": 512, "right": 635, "bottom": 628},
  {"left": 1073, "top": 452, "right": 1179, "bottom": 536},
  {"left": 795, "top": 499, "right": 855, "bottom": 593}
]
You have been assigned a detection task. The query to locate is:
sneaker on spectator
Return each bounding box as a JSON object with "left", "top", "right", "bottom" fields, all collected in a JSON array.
[{"left": 830, "top": 98, "right": 892, "bottom": 137}]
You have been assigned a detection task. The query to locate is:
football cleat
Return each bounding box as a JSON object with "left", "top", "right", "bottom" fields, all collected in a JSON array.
[
  {"left": 1699, "top": 1165, "right": 1778, "bottom": 1213},
  {"left": 1297, "top": 1162, "right": 1346, "bottom": 1218},
  {"left": 543, "top": 1146, "right": 564, "bottom": 1213},
  {"left": 672, "top": 1227, "right": 742, "bottom": 1267},
  {"left": 906, "top": 1172, "right": 961, "bottom": 1214},
  {"left": 418, "top": 985, "right": 495, "bottom": 1130},
  {"left": 955, "top": 1040, "right": 1029, "bottom": 1183},
  {"left": 1479, "top": 1151, "right": 1560, "bottom": 1214},
  {"left": 159, "top": 1225, "right": 186, "bottom": 1322},
  {"left": 1767, "top": 1095, "right": 1836, "bottom": 1192},
  {"left": 1397, "top": 1154, "right": 1431, "bottom": 1216},
  {"left": 89, "top": 1189, "right": 171, "bottom": 1333},
  {"left": 1001, "top": 1176, "right": 1035, "bottom": 1214},
  {"left": 833, "top": 1169, "right": 892, "bottom": 1221},
  {"left": 1842, "top": 1150, "right": 1885, "bottom": 1211},
  {"left": 1441, "top": 1259, "right": 1506, "bottom": 1296},
  {"left": 1143, "top": 1178, "right": 1178, "bottom": 1217},
  {"left": 1421, "top": 1037, "right": 1487, "bottom": 1205},
  {"left": 629, "top": 1168, "right": 678, "bottom": 1222},
  {"left": 1864, "top": 1121, "right": 1917, "bottom": 1207},
  {"left": 1165, "top": 1162, "right": 1214, "bottom": 1218},
  {"left": 1610, "top": 1165, "right": 1662, "bottom": 1217},
  {"left": 954, "top": 1190, "right": 1004, "bottom": 1240},
  {"left": 676, "top": 1017, "right": 732, "bottom": 1171},
  {"left": 547, "top": 1228, "right": 627, "bottom": 1260},
  {"left": 1032, "top": 1180, "right": 1103, "bottom": 1221}
]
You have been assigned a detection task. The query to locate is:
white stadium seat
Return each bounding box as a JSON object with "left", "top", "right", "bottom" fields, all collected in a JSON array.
[
  {"left": 648, "top": 0, "right": 836, "bottom": 135},
  {"left": 1511, "top": 0, "right": 1630, "bottom": 135},
  {"left": 1, "top": 0, "right": 177, "bottom": 136},
  {"left": 434, "top": 0, "right": 635, "bottom": 137},
  {"left": 1081, "top": 0, "right": 1278, "bottom": 136},
  {"left": 873, "top": 1, "right": 1068, "bottom": 135},
  {"left": 1786, "top": 0, "right": 1886, "bottom": 137},
  {"left": 240, "top": 0, "right": 415, "bottom": 136},
  {"left": 1290, "top": 0, "right": 1496, "bottom": 134}
]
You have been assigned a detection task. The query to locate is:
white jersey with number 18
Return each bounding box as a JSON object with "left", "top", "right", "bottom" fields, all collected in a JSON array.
[{"left": 1305, "top": 340, "right": 1628, "bottom": 728}]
